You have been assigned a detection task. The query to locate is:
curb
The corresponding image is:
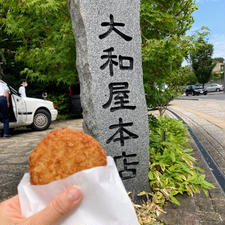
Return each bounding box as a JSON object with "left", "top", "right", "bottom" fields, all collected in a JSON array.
[
  {"left": 175, "top": 97, "right": 199, "bottom": 101},
  {"left": 168, "top": 108, "right": 225, "bottom": 196}
]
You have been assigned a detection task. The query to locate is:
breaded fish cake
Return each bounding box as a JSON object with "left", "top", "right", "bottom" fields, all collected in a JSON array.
[{"left": 29, "top": 128, "right": 107, "bottom": 185}]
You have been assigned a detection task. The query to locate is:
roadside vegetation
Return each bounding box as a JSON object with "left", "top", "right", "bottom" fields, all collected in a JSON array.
[{"left": 135, "top": 115, "right": 215, "bottom": 225}]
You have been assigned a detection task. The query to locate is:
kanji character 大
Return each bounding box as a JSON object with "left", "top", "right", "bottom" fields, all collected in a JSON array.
[{"left": 99, "top": 14, "right": 132, "bottom": 41}]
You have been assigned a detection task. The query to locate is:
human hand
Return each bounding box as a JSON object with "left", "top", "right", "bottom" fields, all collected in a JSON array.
[{"left": 0, "top": 185, "right": 82, "bottom": 225}]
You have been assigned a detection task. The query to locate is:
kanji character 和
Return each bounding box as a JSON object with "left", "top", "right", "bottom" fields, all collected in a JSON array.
[
  {"left": 100, "top": 47, "right": 118, "bottom": 76},
  {"left": 100, "top": 48, "right": 134, "bottom": 76}
]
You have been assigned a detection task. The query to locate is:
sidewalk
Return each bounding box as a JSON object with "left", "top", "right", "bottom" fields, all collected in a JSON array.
[
  {"left": 169, "top": 99, "right": 225, "bottom": 175},
  {"left": 154, "top": 98, "right": 225, "bottom": 225}
]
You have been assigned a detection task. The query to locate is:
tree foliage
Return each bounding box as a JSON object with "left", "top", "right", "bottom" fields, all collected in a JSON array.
[
  {"left": 0, "top": 2, "right": 25, "bottom": 85},
  {"left": 0, "top": 0, "right": 77, "bottom": 86},
  {"left": 191, "top": 37, "right": 216, "bottom": 87},
  {"left": 140, "top": 0, "right": 197, "bottom": 40},
  {"left": 140, "top": 0, "right": 198, "bottom": 113},
  {"left": 183, "top": 71, "right": 198, "bottom": 85},
  {"left": 213, "top": 57, "right": 224, "bottom": 63},
  {"left": 211, "top": 72, "right": 224, "bottom": 83}
]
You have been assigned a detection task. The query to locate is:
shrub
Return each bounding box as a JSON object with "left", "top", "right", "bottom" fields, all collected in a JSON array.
[
  {"left": 148, "top": 115, "right": 214, "bottom": 205},
  {"left": 136, "top": 115, "right": 214, "bottom": 224},
  {"left": 47, "top": 93, "right": 71, "bottom": 116}
]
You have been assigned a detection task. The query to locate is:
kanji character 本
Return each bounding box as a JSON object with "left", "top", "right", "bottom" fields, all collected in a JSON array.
[
  {"left": 106, "top": 118, "right": 139, "bottom": 146},
  {"left": 100, "top": 48, "right": 134, "bottom": 76},
  {"left": 99, "top": 14, "right": 132, "bottom": 41},
  {"left": 114, "top": 151, "right": 139, "bottom": 180},
  {"left": 103, "top": 82, "right": 136, "bottom": 112}
]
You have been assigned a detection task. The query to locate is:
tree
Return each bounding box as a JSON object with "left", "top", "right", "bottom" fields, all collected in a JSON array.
[
  {"left": 0, "top": 2, "right": 25, "bottom": 85},
  {"left": 140, "top": 0, "right": 198, "bottom": 115},
  {"left": 142, "top": 38, "right": 186, "bottom": 115},
  {"left": 1, "top": 0, "right": 77, "bottom": 86},
  {"left": 191, "top": 38, "right": 216, "bottom": 87},
  {"left": 211, "top": 72, "right": 224, "bottom": 83},
  {"left": 213, "top": 57, "right": 224, "bottom": 63},
  {"left": 140, "top": 0, "right": 197, "bottom": 40},
  {"left": 182, "top": 66, "right": 198, "bottom": 85}
]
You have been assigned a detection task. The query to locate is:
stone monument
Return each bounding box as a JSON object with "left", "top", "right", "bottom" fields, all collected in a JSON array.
[{"left": 68, "top": 0, "right": 150, "bottom": 198}]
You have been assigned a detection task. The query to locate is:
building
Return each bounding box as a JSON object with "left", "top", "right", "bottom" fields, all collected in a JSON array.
[{"left": 212, "top": 61, "right": 224, "bottom": 73}]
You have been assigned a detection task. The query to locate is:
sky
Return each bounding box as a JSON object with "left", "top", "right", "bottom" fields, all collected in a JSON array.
[{"left": 190, "top": 0, "right": 225, "bottom": 59}]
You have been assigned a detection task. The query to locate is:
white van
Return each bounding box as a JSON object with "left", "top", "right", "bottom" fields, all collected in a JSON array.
[{"left": 0, "top": 81, "right": 58, "bottom": 131}]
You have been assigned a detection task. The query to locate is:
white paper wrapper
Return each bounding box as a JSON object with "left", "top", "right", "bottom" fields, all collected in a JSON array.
[{"left": 18, "top": 156, "right": 140, "bottom": 225}]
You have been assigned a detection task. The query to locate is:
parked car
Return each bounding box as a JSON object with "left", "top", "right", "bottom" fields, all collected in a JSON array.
[
  {"left": 69, "top": 84, "right": 82, "bottom": 115},
  {"left": 0, "top": 80, "right": 58, "bottom": 131},
  {"left": 185, "top": 85, "right": 207, "bottom": 96},
  {"left": 205, "top": 83, "right": 224, "bottom": 92}
]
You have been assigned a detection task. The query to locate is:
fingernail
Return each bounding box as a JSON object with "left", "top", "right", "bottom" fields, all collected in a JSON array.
[{"left": 67, "top": 186, "right": 82, "bottom": 203}]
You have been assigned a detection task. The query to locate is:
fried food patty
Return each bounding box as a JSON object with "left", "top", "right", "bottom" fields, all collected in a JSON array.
[{"left": 29, "top": 128, "right": 107, "bottom": 185}]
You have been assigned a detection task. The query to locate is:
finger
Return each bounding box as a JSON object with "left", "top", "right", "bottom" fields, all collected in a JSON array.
[
  {"left": 0, "top": 196, "right": 24, "bottom": 224},
  {"left": 26, "top": 186, "right": 82, "bottom": 225},
  {"left": 0, "top": 196, "right": 18, "bottom": 206},
  {"left": 0, "top": 196, "right": 20, "bottom": 211}
]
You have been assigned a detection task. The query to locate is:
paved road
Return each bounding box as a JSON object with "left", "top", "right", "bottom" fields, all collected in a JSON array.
[
  {"left": 0, "top": 119, "right": 83, "bottom": 201},
  {"left": 179, "top": 92, "right": 225, "bottom": 101}
]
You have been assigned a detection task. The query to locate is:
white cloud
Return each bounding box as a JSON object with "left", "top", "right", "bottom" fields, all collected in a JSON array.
[
  {"left": 186, "top": 31, "right": 225, "bottom": 59},
  {"left": 182, "top": 33, "right": 225, "bottom": 66},
  {"left": 211, "top": 34, "right": 225, "bottom": 59}
]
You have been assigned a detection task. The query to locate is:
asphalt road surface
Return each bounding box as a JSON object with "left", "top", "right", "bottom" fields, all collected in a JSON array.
[
  {"left": 197, "top": 92, "right": 225, "bottom": 100},
  {"left": 179, "top": 91, "right": 225, "bottom": 101}
]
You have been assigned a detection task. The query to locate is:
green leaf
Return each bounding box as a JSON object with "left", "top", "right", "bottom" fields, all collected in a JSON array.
[
  {"left": 148, "top": 171, "right": 154, "bottom": 180},
  {"left": 170, "top": 151, "right": 176, "bottom": 162},
  {"left": 170, "top": 195, "right": 180, "bottom": 205}
]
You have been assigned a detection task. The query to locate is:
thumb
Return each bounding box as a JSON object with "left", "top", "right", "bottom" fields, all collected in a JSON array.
[{"left": 26, "top": 186, "right": 82, "bottom": 225}]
